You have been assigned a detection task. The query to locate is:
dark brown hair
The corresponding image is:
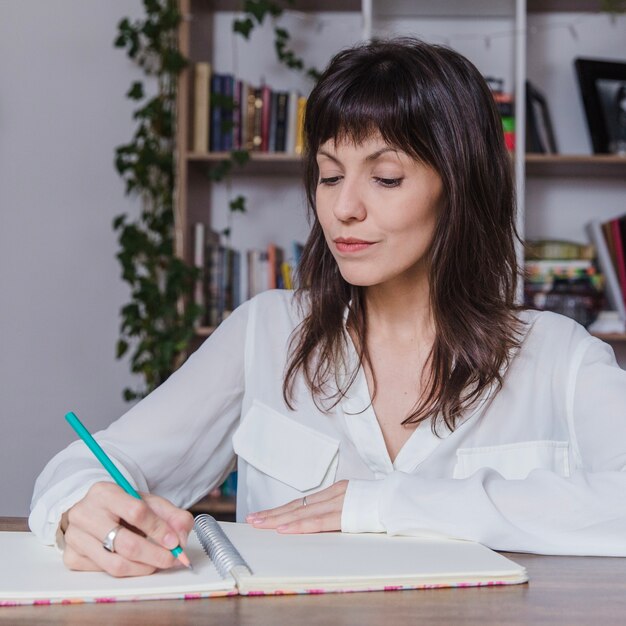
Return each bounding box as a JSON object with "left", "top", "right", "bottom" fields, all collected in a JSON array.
[{"left": 283, "top": 37, "right": 523, "bottom": 432}]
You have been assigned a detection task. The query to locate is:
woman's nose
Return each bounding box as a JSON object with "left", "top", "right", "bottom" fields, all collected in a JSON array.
[{"left": 332, "top": 177, "right": 367, "bottom": 222}]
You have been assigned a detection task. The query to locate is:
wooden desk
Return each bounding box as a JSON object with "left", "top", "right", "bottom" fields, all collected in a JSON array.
[{"left": 2, "top": 517, "right": 625, "bottom": 625}]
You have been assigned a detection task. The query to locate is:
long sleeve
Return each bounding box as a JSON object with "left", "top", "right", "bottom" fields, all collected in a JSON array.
[
  {"left": 342, "top": 336, "right": 626, "bottom": 556},
  {"left": 29, "top": 300, "right": 250, "bottom": 546}
]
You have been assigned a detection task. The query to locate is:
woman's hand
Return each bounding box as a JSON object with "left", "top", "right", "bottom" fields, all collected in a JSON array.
[
  {"left": 60, "top": 481, "right": 194, "bottom": 577},
  {"left": 246, "top": 480, "right": 349, "bottom": 533}
]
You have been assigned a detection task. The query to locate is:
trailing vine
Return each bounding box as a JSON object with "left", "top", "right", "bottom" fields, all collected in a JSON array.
[
  {"left": 111, "top": 0, "right": 319, "bottom": 399},
  {"left": 113, "top": 0, "right": 202, "bottom": 401}
]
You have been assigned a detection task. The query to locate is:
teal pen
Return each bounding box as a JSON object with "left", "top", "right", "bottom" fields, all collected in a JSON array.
[{"left": 64, "top": 411, "right": 192, "bottom": 569}]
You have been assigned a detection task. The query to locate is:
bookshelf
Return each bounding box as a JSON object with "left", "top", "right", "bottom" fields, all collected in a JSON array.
[{"left": 174, "top": 1, "right": 626, "bottom": 513}]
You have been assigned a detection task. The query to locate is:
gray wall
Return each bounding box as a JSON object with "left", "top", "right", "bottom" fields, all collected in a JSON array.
[{"left": 0, "top": 1, "right": 143, "bottom": 516}]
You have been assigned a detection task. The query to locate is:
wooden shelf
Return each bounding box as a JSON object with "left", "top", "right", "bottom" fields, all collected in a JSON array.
[
  {"left": 525, "top": 154, "right": 626, "bottom": 178},
  {"left": 189, "top": 494, "right": 236, "bottom": 521},
  {"left": 195, "top": 325, "right": 216, "bottom": 337},
  {"left": 187, "top": 152, "right": 304, "bottom": 177},
  {"left": 591, "top": 332, "right": 626, "bottom": 342},
  {"left": 527, "top": 0, "right": 609, "bottom": 12},
  {"left": 187, "top": 153, "right": 626, "bottom": 179},
  {"left": 205, "top": 0, "right": 360, "bottom": 11}
]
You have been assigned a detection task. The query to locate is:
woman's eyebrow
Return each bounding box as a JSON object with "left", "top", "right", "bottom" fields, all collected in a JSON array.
[{"left": 316, "top": 147, "right": 399, "bottom": 163}]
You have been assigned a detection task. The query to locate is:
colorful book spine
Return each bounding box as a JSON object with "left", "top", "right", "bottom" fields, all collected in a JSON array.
[
  {"left": 260, "top": 85, "right": 272, "bottom": 152},
  {"left": 274, "top": 92, "right": 289, "bottom": 153},
  {"left": 192, "top": 63, "right": 211, "bottom": 153},
  {"left": 611, "top": 217, "right": 626, "bottom": 307},
  {"left": 233, "top": 79, "right": 242, "bottom": 150},
  {"left": 268, "top": 91, "right": 279, "bottom": 153},
  {"left": 221, "top": 74, "right": 235, "bottom": 152},
  {"left": 295, "top": 96, "right": 307, "bottom": 155},
  {"left": 285, "top": 89, "right": 299, "bottom": 154},
  {"left": 193, "top": 223, "right": 206, "bottom": 326},
  {"left": 210, "top": 73, "right": 223, "bottom": 152},
  {"left": 587, "top": 219, "right": 626, "bottom": 320}
]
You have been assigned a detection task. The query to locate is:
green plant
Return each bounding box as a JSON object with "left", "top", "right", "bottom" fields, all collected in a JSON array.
[{"left": 113, "top": 0, "right": 202, "bottom": 401}]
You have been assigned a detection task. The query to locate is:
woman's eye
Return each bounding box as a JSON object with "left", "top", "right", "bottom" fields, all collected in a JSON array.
[
  {"left": 319, "top": 176, "right": 341, "bottom": 185},
  {"left": 374, "top": 177, "right": 403, "bottom": 188}
]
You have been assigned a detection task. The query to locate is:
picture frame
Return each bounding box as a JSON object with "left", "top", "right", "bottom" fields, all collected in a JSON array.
[
  {"left": 575, "top": 58, "right": 626, "bottom": 155},
  {"left": 525, "top": 80, "right": 558, "bottom": 154}
]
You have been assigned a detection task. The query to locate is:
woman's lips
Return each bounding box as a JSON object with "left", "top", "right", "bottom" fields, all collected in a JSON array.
[{"left": 334, "top": 238, "right": 376, "bottom": 253}]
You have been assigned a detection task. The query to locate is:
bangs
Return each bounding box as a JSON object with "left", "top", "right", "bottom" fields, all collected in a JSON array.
[{"left": 304, "top": 56, "right": 436, "bottom": 167}]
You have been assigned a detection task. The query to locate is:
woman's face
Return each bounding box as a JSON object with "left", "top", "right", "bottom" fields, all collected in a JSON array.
[{"left": 315, "top": 132, "right": 444, "bottom": 289}]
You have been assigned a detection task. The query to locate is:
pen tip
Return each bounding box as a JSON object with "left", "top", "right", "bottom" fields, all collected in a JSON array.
[{"left": 177, "top": 550, "right": 192, "bottom": 569}]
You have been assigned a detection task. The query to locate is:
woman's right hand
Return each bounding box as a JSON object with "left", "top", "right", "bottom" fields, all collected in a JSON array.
[{"left": 60, "top": 481, "right": 194, "bottom": 577}]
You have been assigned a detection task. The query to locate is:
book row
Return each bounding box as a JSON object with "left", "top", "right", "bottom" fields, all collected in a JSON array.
[
  {"left": 192, "top": 63, "right": 307, "bottom": 155},
  {"left": 193, "top": 224, "right": 303, "bottom": 327}
]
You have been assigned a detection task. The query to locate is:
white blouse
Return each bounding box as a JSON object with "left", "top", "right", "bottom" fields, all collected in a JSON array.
[{"left": 30, "top": 290, "right": 626, "bottom": 556}]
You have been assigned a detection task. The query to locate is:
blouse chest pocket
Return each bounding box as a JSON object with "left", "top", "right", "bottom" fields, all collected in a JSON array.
[
  {"left": 453, "top": 440, "right": 570, "bottom": 480},
  {"left": 233, "top": 400, "right": 340, "bottom": 512}
]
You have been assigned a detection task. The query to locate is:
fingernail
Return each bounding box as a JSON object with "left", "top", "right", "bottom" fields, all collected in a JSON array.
[
  {"left": 251, "top": 517, "right": 266, "bottom": 525},
  {"left": 163, "top": 533, "right": 178, "bottom": 549}
]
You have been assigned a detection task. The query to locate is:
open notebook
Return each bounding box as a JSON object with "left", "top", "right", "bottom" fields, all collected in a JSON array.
[{"left": 0, "top": 515, "right": 527, "bottom": 606}]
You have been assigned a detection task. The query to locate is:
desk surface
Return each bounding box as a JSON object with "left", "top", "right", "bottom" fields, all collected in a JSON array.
[{"left": 2, "top": 517, "right": 625, "bottom": 626}]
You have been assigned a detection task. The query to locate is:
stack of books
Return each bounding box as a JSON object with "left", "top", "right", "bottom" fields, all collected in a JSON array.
[
  {"left": 524, "top": 239, "right": 604, "bottom": 328},
  {"left": 192, "top": 63, "right": 307, "bottom": 155},
  {"left": 486, "top": 76, "right": 515, "bottom": 151}
]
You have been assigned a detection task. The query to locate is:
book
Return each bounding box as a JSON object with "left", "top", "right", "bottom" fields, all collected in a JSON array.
[
  {"left": 0, "top": 516, "right": 527, "bottom": 606},
  {"left": 267, "top": 243, "right": 284, "bottom": 289},
  {"left": 192, "top": 62, "right": 211, "bottom": 153},
  {"left": 247, "top": 249, "right": 270, "bottom": 298},
  {"left": 274, "top": 91, "right": 289, "bottom": 152},
  {"left": 285, "top": 89, "right": 299, "bottom": 154},
  {"left": 193, "top": 223, "right": 206, "bottom": 326},
  {"left": 210, "top": 73, "right": 223, "bottom": 152},
  {"left": 610, "top": 217, "right": 626, "bottom": 306},
  {"left": 221, "top": 74, "right": 235, "bottom": 152},
  {"left": 295, "top": 96, "right": 307, "bottom": 155},
  {"left": 232, "top": 79, "right": 243, "bottom": 150},
  {"left": 252, "top": 87, "right": 264, "bottom": 151},
  {"left": 587, "top": 219, "right": 626, "bottom": 320},
  {"left": 260, "top": 85, "right": 272, "bottom": 152}
]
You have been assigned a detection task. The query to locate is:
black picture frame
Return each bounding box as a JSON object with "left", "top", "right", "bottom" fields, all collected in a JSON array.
[
  {"left": 575, "top": 58, "right": 626, "bottom": 155},
  {"left": 525, "top": 80, "right": 558, "bottom": 154}
]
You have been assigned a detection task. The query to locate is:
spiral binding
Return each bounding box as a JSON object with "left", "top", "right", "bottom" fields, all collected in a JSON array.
[{"left": 194, "top": 514, "right": 250, "bottom": 579}]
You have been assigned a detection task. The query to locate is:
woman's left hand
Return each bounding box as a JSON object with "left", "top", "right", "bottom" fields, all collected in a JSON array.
[{"left": 245, "top": 480, "right": 348, "bottom": 533}]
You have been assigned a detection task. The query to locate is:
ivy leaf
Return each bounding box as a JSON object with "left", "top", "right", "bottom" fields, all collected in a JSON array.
[
  {"left": 123, "top": 388, "right": 139, "bottom": 402},
  {"left": 116, "top": 339, "right": 129, "bottom": 358},
  {"left": 230, "top": 149, "right": 250, "bottom": 166},
  {"left": 229, "top": 195, "right": 247, "bottom": 213},
  {"left": 275, "top": 27, "right": 289, "bottom": 41},
  {"left": 244, "top": 0, "right": 269, "bottom": 24},
  {"left": 112, "top": 214, "right": 127, "bottom": 230},
  {"left": 233, "top": 17, "right": 254, "bottom": 39},
  {"left": 126, "top": 81, "right": 144, "bottom": 100}
]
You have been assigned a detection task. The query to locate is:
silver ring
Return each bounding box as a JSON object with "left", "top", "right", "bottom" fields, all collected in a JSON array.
[
  {"left": 102, "top": 524, "right": 123, "bottom": 553},
  {"left": 302, "top": 496, "right": 308, "bottom": 508}
]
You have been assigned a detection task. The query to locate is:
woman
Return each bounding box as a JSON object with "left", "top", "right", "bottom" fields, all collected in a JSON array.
[{"left": 30, "top": 38, "right": 626, "bottom": 578}]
